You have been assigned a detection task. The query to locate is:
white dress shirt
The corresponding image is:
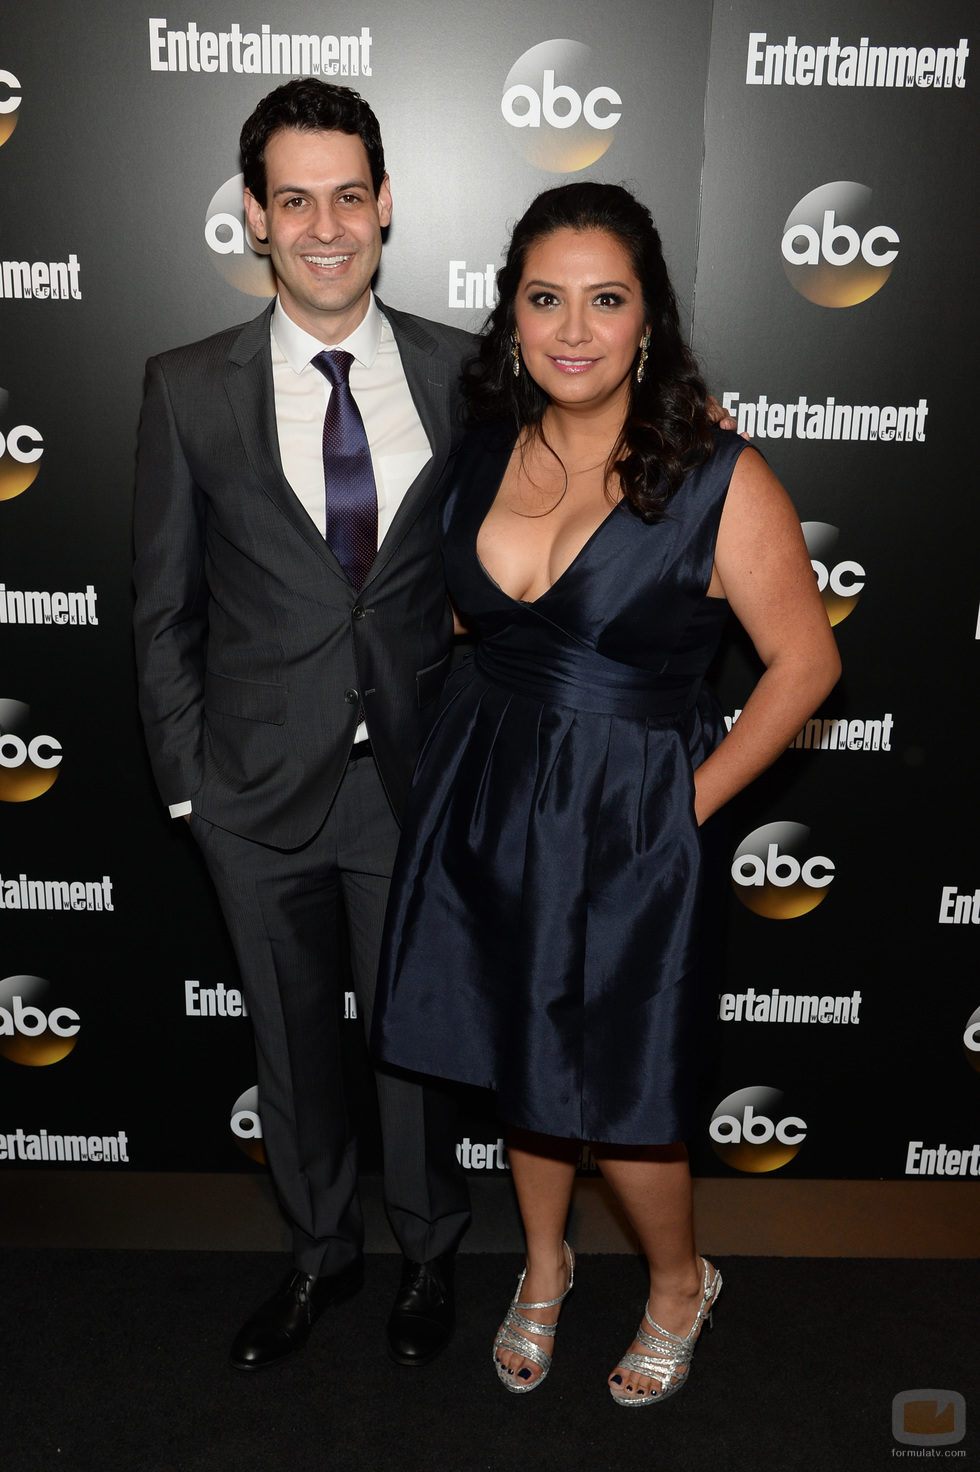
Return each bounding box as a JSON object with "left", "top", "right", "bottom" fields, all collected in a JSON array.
[{"left": 169, "top": 294, "right": 431, "bottom": 816}]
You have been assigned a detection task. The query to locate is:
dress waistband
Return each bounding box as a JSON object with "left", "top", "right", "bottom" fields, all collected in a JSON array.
[{"left": 474, "top": 640, "right": 699, "bottom": 721}]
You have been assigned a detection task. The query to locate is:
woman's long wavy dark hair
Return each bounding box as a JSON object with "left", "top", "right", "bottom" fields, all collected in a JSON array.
[{"left": 464, "top": 183, "right": 714, "bottom": 523}]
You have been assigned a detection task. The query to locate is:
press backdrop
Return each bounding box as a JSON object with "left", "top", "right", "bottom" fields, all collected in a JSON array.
[{"left": 1, "top": 0, "right": 977, "bottom": 1192}]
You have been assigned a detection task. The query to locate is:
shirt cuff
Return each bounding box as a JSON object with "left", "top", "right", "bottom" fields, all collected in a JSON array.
[{"left": 169, "top": 800, "right": 192, "bottom": 818}]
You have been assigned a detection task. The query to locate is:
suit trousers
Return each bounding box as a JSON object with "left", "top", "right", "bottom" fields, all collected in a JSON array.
[{"left": 190, "top": 749, "right": 470, "bottom": 1275}]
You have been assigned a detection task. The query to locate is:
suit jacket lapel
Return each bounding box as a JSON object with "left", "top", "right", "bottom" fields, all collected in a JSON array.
[
  {"left": 223, "top": 303, "right": 350, "bottom": 583},
  {"left": 221, "top": 300, "right": 458, "bottom": 593},
  {"left": 364, "top": 301, "right": 457, "bottom": 588}
]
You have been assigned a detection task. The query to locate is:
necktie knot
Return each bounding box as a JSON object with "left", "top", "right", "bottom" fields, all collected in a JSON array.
[{"left": 312, "top": 349, "right": 354, "bottom": 389}]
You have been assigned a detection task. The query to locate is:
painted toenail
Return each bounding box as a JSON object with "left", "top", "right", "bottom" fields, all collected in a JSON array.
[
  {"left": 610, "top": 1374, "right": 623, "bottom": 1385},
  {"left": 518, "top": 1368, "right": 531, "bottom": 1380}
]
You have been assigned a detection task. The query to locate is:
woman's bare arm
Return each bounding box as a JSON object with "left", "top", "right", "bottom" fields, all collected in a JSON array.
[{"left": 693, "top": 449, "right": 841, "bottom": 824}]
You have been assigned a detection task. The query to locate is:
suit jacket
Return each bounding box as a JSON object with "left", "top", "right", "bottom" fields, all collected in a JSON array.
[{"left": 133, "top": 299, "right": 475, "bottom": 849}]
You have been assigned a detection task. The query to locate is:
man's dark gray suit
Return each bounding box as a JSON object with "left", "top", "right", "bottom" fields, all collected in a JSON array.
[{"left": 133, "top": 297, "right": 473, "bottom": 1282}]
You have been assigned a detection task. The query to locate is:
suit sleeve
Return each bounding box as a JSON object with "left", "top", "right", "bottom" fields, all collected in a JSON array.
[{"left": 132, "top": 355, "right": 209, "bottom": 809}]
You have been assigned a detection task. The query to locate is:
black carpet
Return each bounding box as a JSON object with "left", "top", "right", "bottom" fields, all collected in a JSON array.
[{"left": 1, "top": 1250, "right": 974, "bottom": 1472}]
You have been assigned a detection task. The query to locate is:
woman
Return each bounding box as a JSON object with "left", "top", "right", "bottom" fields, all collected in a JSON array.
[{"left": 373, "top": 183, "right": 840, "bottom": 1405}]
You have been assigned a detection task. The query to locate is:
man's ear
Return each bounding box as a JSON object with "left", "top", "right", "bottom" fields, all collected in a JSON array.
[
  {"left": 377, "top": 174, "right": 393, "bottom": 229},
  {"left": 243, "top": 189, "right": 268, "bottom": 245}
]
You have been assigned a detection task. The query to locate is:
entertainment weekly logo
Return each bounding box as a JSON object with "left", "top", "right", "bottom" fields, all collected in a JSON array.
[
  {"left": 148, "top": 19, "right": 373, "bottom": 76},
  {"left": 718, "top": 988, "right": 862, "bottom": 1026},
  {"left": 184, "top": 982, "right": 354, "bottom": 1018},
  {"left": 905, "top": 1140, "right": 980, "bottom": 1177},
  {"left": 746, "top": 32, "right": 970, "bottom": 88},
  {"left": 0, "top": 583, "right": 99, "bottom": 626},
  {"left": 720, "top": 390, "right": 927, "bottom": 443},
  {"left": 726, "top": 710, "right": 893, "bottom": 753},
  {"left": 938, "top": 886, "right": 980, "bottom": 926},
  {"left": 448, "top": 260, "right": 498, "bottom": 311},
  {"left": 0, "top": 256, "right": 82, "bottom": 302},
  {"left": 0, "top": 872, "right": 114, "bottom": 914},
  {"left": 0, "top": 1127, "right": 130, "bottom": 1164}
]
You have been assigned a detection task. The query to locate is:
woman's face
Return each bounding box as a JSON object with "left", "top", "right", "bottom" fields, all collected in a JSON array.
[{"left": 512, "top": 227, "right": 648, "bottom": 416}]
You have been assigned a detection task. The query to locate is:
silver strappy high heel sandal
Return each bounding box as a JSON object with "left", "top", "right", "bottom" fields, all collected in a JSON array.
[
  {"left": 492, "top": 1241, "right": 575, "bottom": 1393},
  {"left": 609, "top": 1257, "right": 721, "bottom": 1408}
]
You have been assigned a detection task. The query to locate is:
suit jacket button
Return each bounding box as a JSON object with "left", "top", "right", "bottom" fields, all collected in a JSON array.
[
  {"left": 344, "top": 688, "right": 359, "bottom": 704},
  {"left": 351, "top": 604, "right": 365, "bottom": 620}
]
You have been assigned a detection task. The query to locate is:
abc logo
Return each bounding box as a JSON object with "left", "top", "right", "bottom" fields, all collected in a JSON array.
[
  {"left": 0, "top": 974, "right": 80, "bottom": 1066},
  {"left": 731, "top": 822, "right": 835, "bottom": 919},
  {"left": 781, "top": 182, "right": 899, "bottom": 307},
  {"left": 802, "top": 522, "right": 865, "bottom": 627},
  {"left": 0, "top": 393, "right": 44, "bottom": 502},
  {"left": 501, "top": 40, "right": 622, "bottom": 172},
  {"left": 0, "top": 69, "right": 21, "bottom": 148},
  {"left": 205, "top": 175, "right": 276, "bottom": 298},
  {"left": 963, "top": 1006, "right": 980, "bottom": 1073},
  {"left": 710, "top": 1086, "right": 807, "bottom": 1173},
  {"left": 0, "top": 698, "right": 62, "bottom": 803},
  {"left": 230, "top": 1085, "right": 266, "bottom": 1164}
]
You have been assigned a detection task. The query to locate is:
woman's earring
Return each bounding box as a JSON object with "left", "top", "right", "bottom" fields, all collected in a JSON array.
[
  {"left": 511, "top": 334, "right": 521, "bottom": 378},
  {"left": 636, "top": 332, "right": 650, "bottom": 384}
]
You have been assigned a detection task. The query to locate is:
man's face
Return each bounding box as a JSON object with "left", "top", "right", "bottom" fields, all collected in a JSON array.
[{"left": 244, "top": 127, "right": 392, "bottom": 342}]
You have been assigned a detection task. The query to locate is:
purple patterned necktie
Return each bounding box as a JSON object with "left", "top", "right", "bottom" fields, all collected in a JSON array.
[{"left": 311, "top": 350, "right": 377, "bottom": 591}]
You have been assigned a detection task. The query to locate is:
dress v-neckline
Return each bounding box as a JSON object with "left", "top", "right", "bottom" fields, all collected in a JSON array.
[{"left": 475, "top": 440, "right": 624, "bottom": 607}]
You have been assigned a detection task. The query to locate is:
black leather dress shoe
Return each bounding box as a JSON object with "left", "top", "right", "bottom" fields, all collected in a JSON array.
[
  {"left": 386, "top": 1252, "right": 456, "bottom": 1367},
  {"left": 231, "top": 1260, "right": 363, "bottom": 1371}
]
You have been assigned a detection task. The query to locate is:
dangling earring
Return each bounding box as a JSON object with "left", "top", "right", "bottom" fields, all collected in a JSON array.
[
  {"left": 636, "top": 332, "right": 650, "bottom": 384},
  {"left": 511, "top": 333, "right": 521, "bottom": 378}
]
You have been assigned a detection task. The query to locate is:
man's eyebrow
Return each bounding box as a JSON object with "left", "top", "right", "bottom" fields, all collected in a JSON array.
[{"left": 270, "top": 178, "right": 370, "bottom": 198}]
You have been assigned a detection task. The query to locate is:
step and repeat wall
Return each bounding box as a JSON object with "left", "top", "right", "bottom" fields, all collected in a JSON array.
[{"left": 2, "top": 0, "right": 977, "bottom": 1195}]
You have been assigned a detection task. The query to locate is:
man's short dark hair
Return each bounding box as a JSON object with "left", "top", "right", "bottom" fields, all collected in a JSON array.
[{"left": 240, "top": 78, "right": 386, "bottom": 206}]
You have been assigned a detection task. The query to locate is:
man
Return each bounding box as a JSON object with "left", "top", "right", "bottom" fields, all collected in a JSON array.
[{"left": 133, "top": 79, "right": 472, "bottom": 1371}]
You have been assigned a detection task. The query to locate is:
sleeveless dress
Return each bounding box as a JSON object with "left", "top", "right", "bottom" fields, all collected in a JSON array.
[{"left": 373, "top": 425, "right": 748, "bottom": 1145}]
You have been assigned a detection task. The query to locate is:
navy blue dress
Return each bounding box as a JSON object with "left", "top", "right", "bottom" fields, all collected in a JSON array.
[{"left": 373, "top": 425, "right": 748, "bottom": 1145}]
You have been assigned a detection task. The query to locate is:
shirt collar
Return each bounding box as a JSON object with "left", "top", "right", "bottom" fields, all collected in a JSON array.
[{"left": 272, "top": 293, "right": 382, "bottom": 373}]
